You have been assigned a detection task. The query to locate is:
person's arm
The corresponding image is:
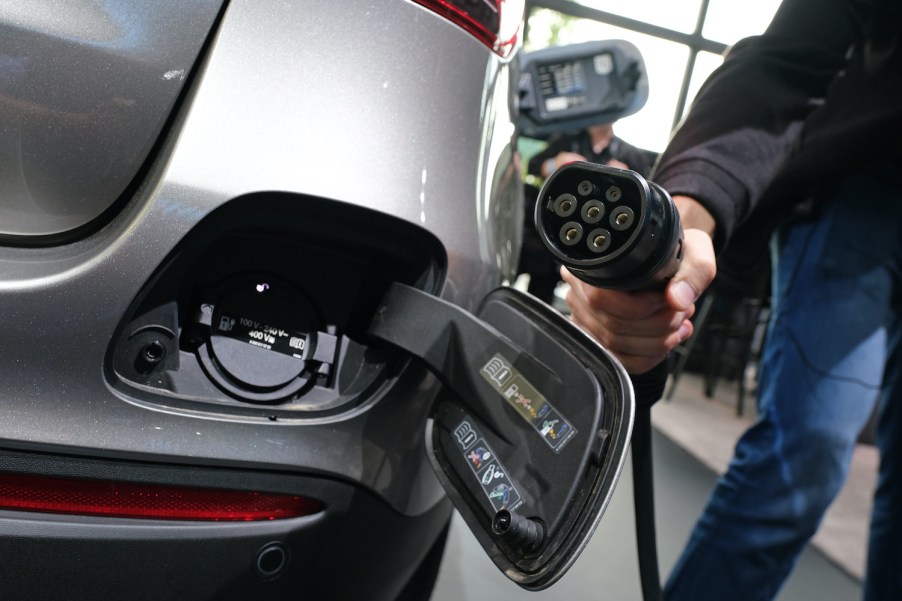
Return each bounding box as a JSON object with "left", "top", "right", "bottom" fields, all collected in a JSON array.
[
  {"left": 527, "top": 134, "right": 587, "bottom": 178},
  {"left": 566, "top": 0, "right": 867, "bottom": 373},
  {"left": 608, "top": 137, "right": 652, "bottom": 177},
  {"left": 653, "top": 0, "right": 865, "bottom": 250},
  {"left": 527, "top": 135, "right": 566, "bottom": 177}
]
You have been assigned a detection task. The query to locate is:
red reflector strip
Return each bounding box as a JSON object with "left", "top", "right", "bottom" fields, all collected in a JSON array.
[
  {"left": 0, "top": 473, "right": 323, "bottom": 521},
  {"left": 413, "top": 0, "right": 525, "bottom": 58}
]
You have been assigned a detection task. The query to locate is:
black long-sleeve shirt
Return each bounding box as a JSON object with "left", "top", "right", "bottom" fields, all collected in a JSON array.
[{"left": 652, "top": 0, "right": 901, "bottom": 270}]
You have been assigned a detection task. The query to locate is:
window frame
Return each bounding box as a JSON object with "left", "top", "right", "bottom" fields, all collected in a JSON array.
[{"left": 524, "top": 0, "right": 729, "bottom": 132}]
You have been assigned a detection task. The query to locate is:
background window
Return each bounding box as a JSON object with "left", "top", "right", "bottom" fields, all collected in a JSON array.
[
  {"left": 681, "top": 50, "right": 724, "bottom": 120},
  {"left": 563, "top": 0, "right": 702, "bottom": 34},
  {"left": 525, "top": 10, "right": 689, "bottom": 152},
  {"left": 703, "top": 0, "right": 784, "bottom": 44},
  {"left": 522, "top": 1, "right": 784, "bottom": 155}
]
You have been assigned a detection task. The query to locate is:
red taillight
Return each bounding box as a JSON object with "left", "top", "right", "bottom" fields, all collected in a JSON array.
[
  {"left": 413, "top": 0, "right": 525, "bottom": 58},
  {"left": 0, "top": 473, "right": 323, "bottom": 521}
]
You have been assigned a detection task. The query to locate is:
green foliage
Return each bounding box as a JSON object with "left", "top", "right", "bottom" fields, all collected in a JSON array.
[{"left": 524, "top": 8, "right": 579, "bottom": 51}]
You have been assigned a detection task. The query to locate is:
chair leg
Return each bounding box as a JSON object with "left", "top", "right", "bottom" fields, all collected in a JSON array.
[
  {"left": 735, "top": 304, "right": 771, "bottom": 416},
  {"left": 665, "top": 294, "right": 715, "bottom": 400}
]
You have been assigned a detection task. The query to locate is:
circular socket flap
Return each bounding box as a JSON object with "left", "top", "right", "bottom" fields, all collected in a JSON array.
[{"left": 210, "top": 279, "right": 317, "bottom": 389}]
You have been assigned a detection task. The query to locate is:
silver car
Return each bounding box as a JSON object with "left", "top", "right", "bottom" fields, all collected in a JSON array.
[{"left": 0, "top": 2, "right": 636, "bottom": 599}]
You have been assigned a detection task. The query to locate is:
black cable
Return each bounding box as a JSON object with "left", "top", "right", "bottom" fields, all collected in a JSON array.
[
  {"left": 630, "top": 362, "right": 668, "bottom": 601},
  {"left": 534, "top": 163, "right": 679, "bottom": 600}
]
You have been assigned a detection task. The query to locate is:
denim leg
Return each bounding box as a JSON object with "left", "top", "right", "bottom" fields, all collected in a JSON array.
[
  {"left": 864, "top": 249, "right": 902, "bottom": 601},
  {"left": 665, "top": 168, "right": 900, "bottom": 601}
]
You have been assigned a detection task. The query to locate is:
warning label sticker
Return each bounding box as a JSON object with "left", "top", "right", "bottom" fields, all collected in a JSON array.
[
  {"left": 452, "top": 419, "right": 523, "bottom": 513},
  {"left": 479, "top": 353, "right": 577, "bottom": 453}
]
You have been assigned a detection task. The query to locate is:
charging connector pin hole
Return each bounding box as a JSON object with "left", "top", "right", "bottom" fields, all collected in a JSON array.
[
  {"left": 610, "top": 206, "right": 635, "bottom": 231},
  {"left": 580, "top": 200, "right": 605, "bottom": 224},
  {"left": 605, "top": 186, "right": 622, "bottom": 202},
  {"left": 552, "top": 193, "right": 578, "bottom": 217},
  {"left": 577, "top": 180, "right": 594, "bottom": 196},
  {"left": 587, "top": 228, "right": 612, "bottom": 253},
  {"left": 559, "top": 221, "right": 583, "bottom": 246}
]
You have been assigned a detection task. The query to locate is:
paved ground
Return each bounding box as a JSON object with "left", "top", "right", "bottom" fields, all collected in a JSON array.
[{"left": 431, "top": 372, "right": 869, "bottom": 600}]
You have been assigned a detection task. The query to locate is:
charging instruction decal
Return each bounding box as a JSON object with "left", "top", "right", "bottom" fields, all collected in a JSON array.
[
  {"left": 215, "top": 311, "right": 307, "bottom": 359},
  {"left": 453, "top": 420, "right": 523, "bottom": 513},
  {"left": 480, "top": 353, "right": 577, "bottom": 453}
]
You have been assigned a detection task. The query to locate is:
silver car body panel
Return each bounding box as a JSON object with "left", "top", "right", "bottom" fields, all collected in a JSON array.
[
  {"left": 0, "top": 0, "right": 521, "bottom": 516},
  {"left": 0, "top": 0, "right": 225, "bottom": 238}
]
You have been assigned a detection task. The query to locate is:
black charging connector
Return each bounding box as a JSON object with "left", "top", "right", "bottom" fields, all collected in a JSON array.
[
  {"left": 535, "top": 162, "right": 682, "bottom": 291},
  {"left": 535, "top": 162, "right": 683, "bottom": 601}
]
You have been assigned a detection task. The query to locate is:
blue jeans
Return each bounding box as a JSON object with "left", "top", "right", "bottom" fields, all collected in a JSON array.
[{"left": 665, "top": 165, "right": 902, "bottom": 601}]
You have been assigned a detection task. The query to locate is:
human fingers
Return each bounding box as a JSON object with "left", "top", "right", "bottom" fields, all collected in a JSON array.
[
  {"left": 556, "top": 151, "right": 588, "bottom": 165},
  {"left": 563, "top": 273, "right": 690, "bottom": 333},
  {"left": 560, "top": 267, "right": 670, "bottom": 321},
  {"left": 666, "top": 196, "right": 717, "bottom": 311},
  {"left": 568, "top": 298, "right": 689, "bottom": 373},
  {"left": 666, "top": 228, "right": 717, "bottom": 311},
  {"left": 563, "top": 273, "right": 693, "bottom": 373}
]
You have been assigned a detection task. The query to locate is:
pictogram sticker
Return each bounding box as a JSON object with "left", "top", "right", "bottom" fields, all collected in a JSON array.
[
  {"left": 480, "top": 353, "right": 577, "bottom": 453},
  {"left": 454, "top": 420, "right": 523, "bottom": 513}
]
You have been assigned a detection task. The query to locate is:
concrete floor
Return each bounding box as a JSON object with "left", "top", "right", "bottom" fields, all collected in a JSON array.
[
  {"left": 431, "top": 374, "right": 864, "bottom": 600},
  {"left": 653, "top": 373, "right": 876, "bottom": 582}
]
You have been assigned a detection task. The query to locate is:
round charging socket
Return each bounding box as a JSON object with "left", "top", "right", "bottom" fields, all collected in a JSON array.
[{"left": 205, "top": 277, "right": 319, "bottom": 394}]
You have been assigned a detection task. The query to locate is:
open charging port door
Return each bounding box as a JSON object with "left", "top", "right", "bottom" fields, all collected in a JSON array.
[{"left": 369, "top": 283, "right": 634, "bottom": 589}]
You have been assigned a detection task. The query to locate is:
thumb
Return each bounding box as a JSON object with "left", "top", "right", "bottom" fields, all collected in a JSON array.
[{"left": 666, "top": 228, "right": 717, "bottom": 311}]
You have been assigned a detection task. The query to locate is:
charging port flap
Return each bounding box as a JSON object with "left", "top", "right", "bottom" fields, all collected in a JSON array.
[{"left": 368, "top": 283, "right": 634, "bottom": 590}]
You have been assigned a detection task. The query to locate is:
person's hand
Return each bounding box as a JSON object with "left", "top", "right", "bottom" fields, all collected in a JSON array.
[
  {"left": 562, "top": 195, "right": 717, "bottom": 374},
  {"left": 543, "top": 151, "right": 588, "bottom": 177}
]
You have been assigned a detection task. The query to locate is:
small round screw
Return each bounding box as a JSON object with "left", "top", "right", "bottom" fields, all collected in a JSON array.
[{"left": 141, "top": 340, "right": 166, "bottom": 365}]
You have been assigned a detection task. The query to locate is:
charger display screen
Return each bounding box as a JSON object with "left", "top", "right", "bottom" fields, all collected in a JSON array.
[{"left": 537, "top": 60, "right": 587, "bottom": 113}]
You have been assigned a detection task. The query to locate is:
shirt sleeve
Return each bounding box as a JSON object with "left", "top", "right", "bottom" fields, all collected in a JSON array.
[
  {"left": 527, "top": 134, "right": 576, "bottom": 177},
  {"left": 650, "top": 0, "right": 865, "bottom": 251}
]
